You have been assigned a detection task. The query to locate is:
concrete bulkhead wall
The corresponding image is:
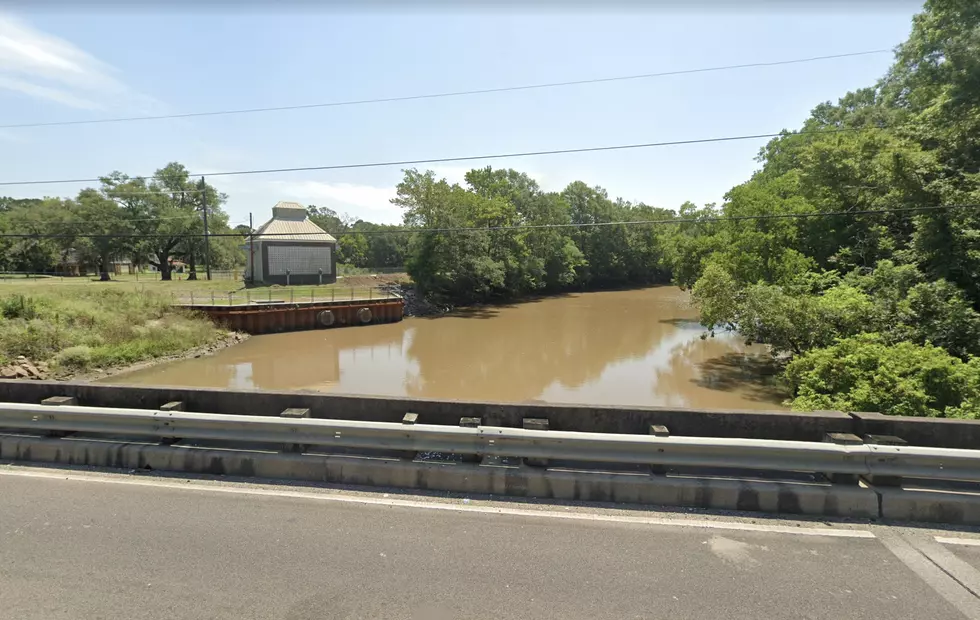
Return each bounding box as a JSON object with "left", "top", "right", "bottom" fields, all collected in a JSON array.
[{"left": 3, "top": 380, "right": 980, "bottom": 448}]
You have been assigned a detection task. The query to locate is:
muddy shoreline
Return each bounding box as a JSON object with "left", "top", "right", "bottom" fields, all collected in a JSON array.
[{"left": 0, "top": 331, "right": 250, "bottom": 385}]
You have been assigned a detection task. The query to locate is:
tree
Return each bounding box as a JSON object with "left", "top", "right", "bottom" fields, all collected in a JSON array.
[
  {"left": 72, "top": 189, "right": 131, "bottom": 281},
  {"left": 1, "top": 199, "right": 72, "bottom": 273},
  {"left": 100, "top": 163, "right": 227, "bottom": 281}
]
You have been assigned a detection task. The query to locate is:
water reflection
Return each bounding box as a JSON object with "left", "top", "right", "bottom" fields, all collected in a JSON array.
[{"left": 106, "top": 287, "right": 788, "bottom": 409}]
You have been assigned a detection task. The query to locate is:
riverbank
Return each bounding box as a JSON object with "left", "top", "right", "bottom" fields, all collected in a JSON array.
[{"left": 0, "top": 288, "right": 235, "bottom": 381}]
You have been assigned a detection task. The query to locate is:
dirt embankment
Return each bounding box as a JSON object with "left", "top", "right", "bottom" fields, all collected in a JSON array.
[
  {"left": 378, "top": 282, "right": 454, "bottom": 317},
  {"left": 0, "top": 331, "right": 249, "bottom": 383}
]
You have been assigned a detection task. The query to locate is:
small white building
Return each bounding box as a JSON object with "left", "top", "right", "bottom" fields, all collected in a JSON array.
[{"left": 246, "top": 202, "right": 337, "bottom": 285}]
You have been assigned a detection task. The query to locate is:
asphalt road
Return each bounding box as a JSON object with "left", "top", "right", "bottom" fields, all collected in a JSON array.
[{"left": 2, "top": 466, "right": 980, "bottom": 620}]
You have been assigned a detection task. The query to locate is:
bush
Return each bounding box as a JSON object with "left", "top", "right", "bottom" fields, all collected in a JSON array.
[
  {"left": 0, "top": 294, "right": 39, "bottom": 320},
  {"left": 54, "top": 345, "right": 93, "bottom": 369},
  {"left": 784, "top": 334, "right": 980, "bottom": 418}
]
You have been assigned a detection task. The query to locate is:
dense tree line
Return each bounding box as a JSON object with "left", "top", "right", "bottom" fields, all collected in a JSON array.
[
  {"left": 0, "top": 163, "right": 244, "bottom": 280},
  {"left": 686, "top": 0, "right": 980, "bottom": 416},
  {"left": 382, "top": 0, "right": 980, "bottom": 416},
  {"left": 306, "top": 206, "right": 408, "bottom": 270},
  {"left": 388, "top": 168, "right": 676, "bottom": 304}
]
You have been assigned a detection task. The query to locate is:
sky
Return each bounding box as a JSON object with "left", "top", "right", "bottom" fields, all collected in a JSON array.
[{"left": 0, "top": 4, "right": 923, "bottom": 227}]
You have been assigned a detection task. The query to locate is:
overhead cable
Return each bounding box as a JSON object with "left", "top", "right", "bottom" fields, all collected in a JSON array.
[{"left": 0, "top": 50, "right": 891, "bottom": 130}]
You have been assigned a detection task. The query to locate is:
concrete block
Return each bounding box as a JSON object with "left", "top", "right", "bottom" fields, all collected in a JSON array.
[
  {"left": 878, "top": 487, "right": 980, "bottom": 525},
  {"left": 398, "top": 413, "right": 419, "bottom": 460},
  {"left": 280, "top": 408, "right": 310, "bottom": 453},
  {"left": 648, "top": 425, "right": 670, "bottom": 475},
  {"left": 459, "top": 417, "right": 481, "bottom": 463},
  {"left": 523, "top": 418, "right": 549, "bottom": 468},
  {"left": 823, "top": 433, "right": 863, "bottom": 485},
  {"left": 159, "top": 402, "right": 184, "bottom": 444},
  {"left": 864, "top": 434, "right": 907, "bottom": 445},
  {"left": 0, "top": 433, "right": 882, "bottom": 521},
  {"left": 40, "top": 395, "right": 77, "bottom": 437},
  {"left": 862, "top": 435, "right": 906, "bottom": 487}
]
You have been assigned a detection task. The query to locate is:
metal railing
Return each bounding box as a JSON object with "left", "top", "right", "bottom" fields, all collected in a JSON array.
[
  {"left": 2, "top": 403, "right": 979, "bottom": 482},
  {"left": 170, "top": 286, "right": 401, "bottom": 306}
]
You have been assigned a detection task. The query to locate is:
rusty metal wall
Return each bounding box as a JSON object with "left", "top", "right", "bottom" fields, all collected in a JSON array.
[{"left": 193, "top": 300, "right": 404, "bottom": 335}]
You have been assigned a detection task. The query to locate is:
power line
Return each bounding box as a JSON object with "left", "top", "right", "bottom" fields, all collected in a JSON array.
[
  {"left": 102, "top": 189, "right": 206, "bottom": 197},
  {"left": 0, "top": 126, "right": 881, "bottom": 188},
  {"left": 0, "top": 203, "right": 968, "bottom": 239},
  {"left": 0, "top": 50, "right": 891, "bottom": 131}
]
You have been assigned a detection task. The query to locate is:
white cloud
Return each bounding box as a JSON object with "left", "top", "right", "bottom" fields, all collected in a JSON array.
[{"left": 0, "top": 14, "right": 155, "bottom": 110}]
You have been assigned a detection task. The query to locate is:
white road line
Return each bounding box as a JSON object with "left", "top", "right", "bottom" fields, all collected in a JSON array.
[
  {"left": 912, "top": 538, "right": 980, "bottom": 599},
  {"left": 879, "top": 533, "right": 980, "bottom": 619},
  {"left": 0, "top": 467, "right": 876, "bottom": 539},
  {"left": 939, "top": 537, "right": 980, "bottom": 548}
]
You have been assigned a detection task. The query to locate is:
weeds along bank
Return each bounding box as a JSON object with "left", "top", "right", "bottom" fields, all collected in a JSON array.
[{"left": 0, "top": 288, "right": 227, "bottom": 376}]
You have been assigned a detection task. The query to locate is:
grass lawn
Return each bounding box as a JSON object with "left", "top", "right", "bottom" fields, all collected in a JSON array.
[{"left": 0, "top": 272, "right": 410, "bottom": 306}]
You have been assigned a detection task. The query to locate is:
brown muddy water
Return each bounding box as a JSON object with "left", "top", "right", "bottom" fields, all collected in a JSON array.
[{"left": 105, "top": 287, "right": 789, "bottom": 409}]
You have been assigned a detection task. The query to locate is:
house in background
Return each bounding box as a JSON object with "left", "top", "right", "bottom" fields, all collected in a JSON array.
[
  {"left": 58, "top": 250, "right": 134, "bottom": 276},
  {"left": 245, "top": 201, "right": 337, "bottom": 285}
]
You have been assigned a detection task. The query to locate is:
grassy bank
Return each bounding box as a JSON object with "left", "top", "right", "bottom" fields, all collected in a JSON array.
[
  {"left": 0, "top": 272, "right": 410, "bottom": 306},
  {"left": 0, "top": 289, "right": 225, "bottom": 372}
]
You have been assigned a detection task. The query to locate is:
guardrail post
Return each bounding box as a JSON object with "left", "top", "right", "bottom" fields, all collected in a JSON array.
[
  {"left": 398, "top": 413, "right": 419, "bottom": 460},
  {"left": 459, "top": 417, "right": 482, "bottom": 463},
  {"left": 649, "top": 425, "right": 670, "bottom": 474},
  {"left": 41, "top": 396, "right": 77, "bottom": 438},
  {"left": 280, "top": 408, "right": 311, "bottom": 453},
  {"left": 522, "top": 418, "right": 549, "bottom": 468},
  {"left": 159, "top": 402, "right": 184, "bottom": 445},
  {"left": 863, "top": 435, "right": 908, "bottom": 487},
  {"left": 822, "top": 433, "right": 863, "bottom": 484}
]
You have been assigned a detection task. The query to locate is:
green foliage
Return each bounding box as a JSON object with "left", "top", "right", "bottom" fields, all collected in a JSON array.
[
  {"left": 784, "top": 334, "right": 980, "bottom": 418},
  {"left": 0, "top": 294, "right": 39, "bottom": 320},
  {"left": 693, "top": 262, "right": 873, "bottom": 356},
  {"left": 0, "top": 289, "right": 222, "bottom": 370},
  {"left": 394, "top": 167, "right": 679, "bottom": 302},
  {"left": 0, "top": 162, "right": 240, "bottom": 279},
  {"left": 307, "top": 206, "right": 408, "bottom": 269}
]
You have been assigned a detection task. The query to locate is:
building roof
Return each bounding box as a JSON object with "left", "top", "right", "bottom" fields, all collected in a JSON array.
[{"left": 252, "top": 201, "right": 336, "bottom": 244}]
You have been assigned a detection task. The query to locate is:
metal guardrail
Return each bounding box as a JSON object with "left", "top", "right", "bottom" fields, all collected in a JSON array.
[
  {"left": 2, "top": 403, "right": 980, "bottom": 482},
  {"left": 171, "top": 286, "right": 400, "bottom": 306}
]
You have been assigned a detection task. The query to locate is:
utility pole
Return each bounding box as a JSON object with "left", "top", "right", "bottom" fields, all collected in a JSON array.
[
  {"left": 248, "top": 212, "right": 254, "bottom": 284},
  {"left": 201, "top": 176, "right": 212, "bottom": 281}
]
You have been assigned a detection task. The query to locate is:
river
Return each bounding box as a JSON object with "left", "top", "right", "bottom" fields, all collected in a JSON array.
[{"left": 106, "top": 287, "right": 788, "bottom": 409}]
